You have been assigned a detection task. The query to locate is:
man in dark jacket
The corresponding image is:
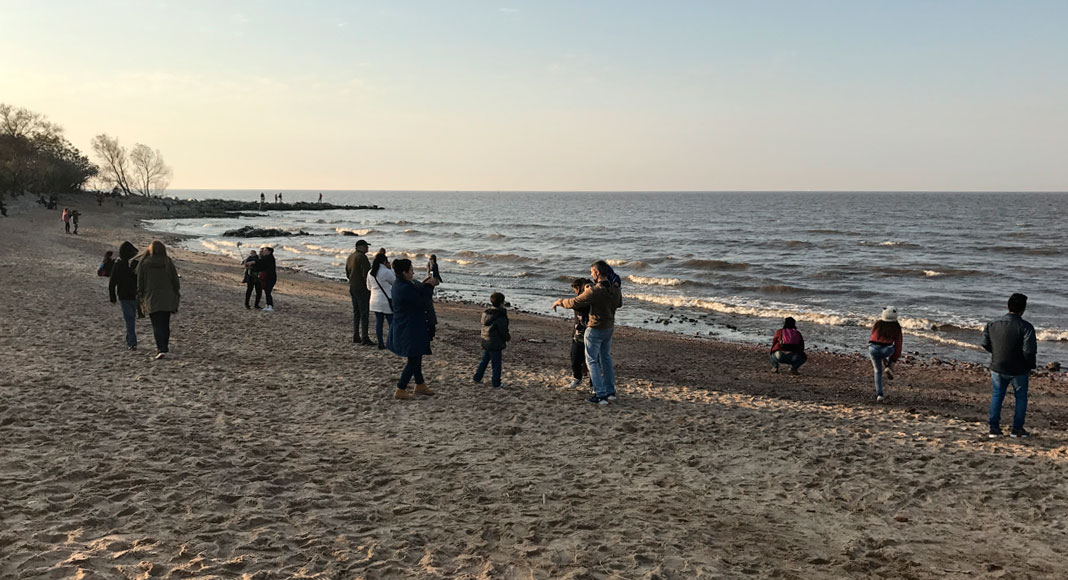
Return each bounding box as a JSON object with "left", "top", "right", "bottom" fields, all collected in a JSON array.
[
  {"left": 982, "top": 293, "right": 1037, "bottom": 438},
  {"left": 473, "top": 292, "right": 511, "bottom": 389},
  {"left": 109, "top": 241, "right": 140, "bottom": 349},
  {"left": 346, "top": 239, "right": 373, "bottom": 345},
  {"left": 553, "top": 260, "right": 623, "bottom": 405}
]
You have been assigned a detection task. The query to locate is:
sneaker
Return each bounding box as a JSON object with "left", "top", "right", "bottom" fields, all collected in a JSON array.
[
  {"left": 988, "top": 427, "right": 1003, "bottom": 439},
  {"left": 1010, "top": 429, "right": 1032, "bottom": 438},
  {"left": 884, "top": 367, "right": 894, "bottom": 380},
  {"left": 789, "top": 368, "right": 799, "bottom": 376},
  {"left": 472, "top": 376, "right": 482, "bottom": 384},
  {"left": 876, "top": 395, "right": 885, "bottom": 403},
  {"left": 127, "top": 345, "right": 137, "bottom": 351},
  {"left": 772, "top": 367, "right": 779, "bottom": 374},
  {"left": 263, "top": 306, "right": 274, "bottom": 312},
  {"left": 154, "top": 352, "right": 167, "bottom": 360},
  {"left": 245, "top": 304, "right": 251, "bottom": 310},
  {"left": 606, "top": 394, "right": 617, "bottom": 401},
  {"left": 568, "top": 378, "right": 582, "bottom": 388},
  {"left": 360, "top": 339, "right": 376, "bottom": 347},
  {"left": 587, "top": 395, "right": 608, "bottom": 405}
]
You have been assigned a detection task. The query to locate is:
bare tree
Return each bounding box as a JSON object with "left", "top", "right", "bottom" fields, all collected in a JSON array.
[
  {"left": 0, "top": 103, "right": 61, "bottom": 140},
  {"left": 91, "top": 134, "right": 133, "bottom": 195},
  {"left": 129, "top": 144, "right": 172, "bottom": 196}
]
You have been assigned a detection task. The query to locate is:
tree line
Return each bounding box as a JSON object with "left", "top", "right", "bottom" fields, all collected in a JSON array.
[{"left": 0, "top": 103, "right": 172, "bottom": 203}]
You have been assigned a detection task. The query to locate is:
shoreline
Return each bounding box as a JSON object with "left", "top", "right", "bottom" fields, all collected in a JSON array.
[{"left": 4, "top": 190, "right": 1068, "bottom": 578}]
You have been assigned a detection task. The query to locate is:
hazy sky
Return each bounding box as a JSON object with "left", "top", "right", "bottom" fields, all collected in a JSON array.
[{"left": 3, "top": 1, "right": 1066, "bottom": 190}]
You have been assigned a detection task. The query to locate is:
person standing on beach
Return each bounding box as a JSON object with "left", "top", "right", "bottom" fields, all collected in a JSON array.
[
  {"left": 868, "top": 306, "right": 902, "bottom": 402},
  {"left": 982, "top": 293, "right": 1037, "bottom": 438},
  {"left": 552, "top": 260, "right": 623, "bottom": 405},
  {"left": 427, "top": 255, "right": 443, "bottom": 284},
  {"left": 62, "top": 208, "right": 71, "bottom": 234},
  {"left": 346, "top": 239, "right": 373, "bottom": 345},
  {"left": 71, "top": 210, "right": 80, "bottom": 234},
  {"left": 386, "top": 258, "right": 439, "bottom": 399},
  {"left": 109, "top": 241, "right": 141, "bottom": 350},
  {"left": 567, "top": 277, "right": 592, "bottom": 388},
  {"left": 770, "top": 317, "right": 807, "bottom": 375},
  {"left": 367, "top": 250, "right": 395, "bottom": 350},
  {"left": 136, "top": 241, "right": 180, "bottom": 360},
  {"left": 255, "top": 246, "right": 277, "bottom": 312},
  {"left": 242, "top": 250, "right": 262, "bottom": 309},
  {"left": 473, "top": 291, "right": 511, "bottom": 389}
]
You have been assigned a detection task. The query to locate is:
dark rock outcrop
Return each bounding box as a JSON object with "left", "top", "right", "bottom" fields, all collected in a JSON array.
[{"left": 223, "top": 225, "right": 310, "bottom": 238}]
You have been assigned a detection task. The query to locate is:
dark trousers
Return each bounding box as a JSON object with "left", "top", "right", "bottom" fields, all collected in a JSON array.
[
  {"left": 398, "top": 355, "right": 424, "bottom": 389},
  {"left": 350, "top": 287, "right": 371, "bottom": 341},
  {"left": 64, "top": 221, "right": 70, "bottom": 234},
  {"left": 149, "top": 311, "right": 171, "bottom": 353},
  {"left": 374, "top": 312, "right": 393, "bottom": 346},
  {"left": 474, "top": 349, "right": 503, "bottom": 388},
  {"left": 570, "top": 340, "right": 587, "bottom": 380},
  {"left": 244, "top": 280, "right": 262, "bottom": 307},
  {"left": 262, "top": 277, "right": 276, "bottom": 306}
]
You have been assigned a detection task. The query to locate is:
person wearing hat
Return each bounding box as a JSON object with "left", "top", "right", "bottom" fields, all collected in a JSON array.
[
  {"left": 868, "top": 306, "right": 903, "bottom": 402},
  {"left": 981, "top": 293, "right": 1036, "bottom": 438},
  {"left": 346, "top": 239, "right": 374, "bottom": 345}
]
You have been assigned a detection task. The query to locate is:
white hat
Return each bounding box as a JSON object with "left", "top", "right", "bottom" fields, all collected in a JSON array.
[{"left": 880, "top": 306, "right": 898, "bottom": 322}]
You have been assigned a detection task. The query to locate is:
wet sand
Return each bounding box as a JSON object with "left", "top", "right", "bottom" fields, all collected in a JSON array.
[{"left": 2, "top": 193, "right": 1068, "bottom": 579}]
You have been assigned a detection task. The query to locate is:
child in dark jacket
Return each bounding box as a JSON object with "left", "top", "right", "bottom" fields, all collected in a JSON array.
[
  {"left": 473, "top": 292, "right": 511, "bottom": 388},
  {"left": 568, "top": 277, "right": 592, "bottom": 388}
]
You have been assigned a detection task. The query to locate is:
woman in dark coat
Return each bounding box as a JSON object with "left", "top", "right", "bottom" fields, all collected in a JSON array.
[
  {"left": 136, "top": 240, "right": 180, "bottom": 359},
  {"left": 109, "top": 241, "right": 140, "bottom": 349},
  {"left": 386, "top": 258, "right": 440, "bottom": 399},
  {"left": 255, "top": 246, "right": 277, "bottom": 312}
]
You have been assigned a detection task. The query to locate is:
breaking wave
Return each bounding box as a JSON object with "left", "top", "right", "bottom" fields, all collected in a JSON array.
[
  {"left": 678, "top": 259, "right": 749, "bottom": 271},
  {"left": 627, "top": 275, "right": 685, "bottom": 287}
]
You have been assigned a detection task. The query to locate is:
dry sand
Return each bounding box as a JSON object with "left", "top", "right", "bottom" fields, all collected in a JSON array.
[{"left": 2, "top": 193, "right": 1068, "bottom": 579}]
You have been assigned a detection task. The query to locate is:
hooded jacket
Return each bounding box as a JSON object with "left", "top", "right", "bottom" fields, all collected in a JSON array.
[
  {"left": 109, "top": 242, "right": 139, "bottom": 302},
  {"left": 480, "top": 306, "right": 511, "bottom": 351},
  {"left": 386, "top": 278, "right": 435, "bottom": 357},
  {"left": 136, "top": 254, "right": 181, "bottom": 314}
]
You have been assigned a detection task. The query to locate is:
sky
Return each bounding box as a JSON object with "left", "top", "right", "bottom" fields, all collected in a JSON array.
[{"left": 2, "top": 0, "right": 1067, "bottom": 191}]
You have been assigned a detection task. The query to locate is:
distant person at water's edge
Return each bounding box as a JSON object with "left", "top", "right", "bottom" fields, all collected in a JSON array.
[
  {"left": 109, "top": 241, "right": 141, "bottom": 350},
  {"left": 367, "top": 250, "right": 395, "bottom": 350},
  {"left": 254, "top": 246, "right": 277, "bottom": 312},
  {"left": 552, "top": 260, "right": 623, "bottom": 405},
  {"left": 770, "top": 317, "right": 806, "bottom": 374},
  {"left": 982, "top": 293, "right": 1036, "bottom": 439},
  {"left": 242, "top": 250, "right": 262, "bottom": 309},
  {"left": 868, "top": 306, "right": 902, "bottom": 402},
  {"left": 136, "top": 241, "right": 180, "bottom": 360},
  {"left": 473, "top": 291, "right": 511, "bottom": 389},
  {"left": 567, "top": 277, "right": 592, "bottom": 389},
  {"left": 386, "top": 258, "right": 439, "bottom": 399},
  {"left": 346, "top": 239, "right": 373, "bottom": 344}
]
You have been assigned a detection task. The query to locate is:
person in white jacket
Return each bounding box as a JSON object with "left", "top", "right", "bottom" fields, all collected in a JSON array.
[{"left": 366, "top": 250, "right": 396, "bottom": 350}]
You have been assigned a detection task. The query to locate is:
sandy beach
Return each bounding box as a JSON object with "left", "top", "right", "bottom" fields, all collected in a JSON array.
[{"left": 2, "top": 193, "right": 1068, "bottom": 579}]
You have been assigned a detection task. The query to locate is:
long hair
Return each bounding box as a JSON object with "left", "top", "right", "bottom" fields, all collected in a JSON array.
[
  {"left": 148, "top": 240, "right": 167, "bottom": 258},
  {"left": 371, "top": 252, "right": 388, "bottom": 277}
]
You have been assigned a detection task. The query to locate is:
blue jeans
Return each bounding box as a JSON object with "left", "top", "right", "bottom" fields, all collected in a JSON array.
[
  {"left": 374, "top": 312, "right": 393, "bottom": 346},
  {"left": 869, "top": 343, "right": 895, "bottom": 396},
  {"left": 473, "top": 349, "right": 503, "bottom": 388},
  {"left": 989, "top": 371, "right": 1029, "bottom": 432},
  {"left": 584, "top": 326, "right": 615, "bottom": 399},
  {"left": 119, "top": 299, "right": 138, "bottom": 347},
  {"left": 770, "top": 350, "right": 806, "bottom": 371}
]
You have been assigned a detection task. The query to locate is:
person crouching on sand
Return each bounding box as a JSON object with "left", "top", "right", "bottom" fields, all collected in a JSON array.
[
  {"left": 386, "top": 258, "right": 439, "bottom": 399},
  {"left": 770, "top": 317, "right": 807, "bottom": 375},
  {"left": 868, "top": 306, "right": 903, "bottom": 402},
  {"left": 136, "top": 241, "right": 180, "bottom": 360},
  {"left": 473, "top": 291, "right": 511, "bottom": 389},
  {"left": 109, "top": 241, "right": 141, "bottom": 350}
]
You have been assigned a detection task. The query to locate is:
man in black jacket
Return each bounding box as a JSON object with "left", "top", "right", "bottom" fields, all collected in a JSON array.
[{"left": 981, "top": 293, "right": 1037, "bottom": 438}]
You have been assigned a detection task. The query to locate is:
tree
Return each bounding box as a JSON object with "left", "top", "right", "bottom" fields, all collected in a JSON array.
[
  {"left": 129, "top": 143, "right": 172, "bottom": 196},
  {"left": 91, "top": 134, "right": 132, "bottom": 195},
  {"left": 0, "top": 104, "right": 96, "bottom": 201}
]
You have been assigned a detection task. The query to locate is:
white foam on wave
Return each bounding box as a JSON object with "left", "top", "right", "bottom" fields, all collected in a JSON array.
[
  {"left": 923, "top": 270, "right": 943, "bottom": 277},
  {"left": 627, "top": 275, "right": 684, "bottom": 287},
  {"left": 907, "top": 330, "right": 985, "bottom": 350},
  {"left": 624, "top": 293, "right": 855, "bottom": 327},
  {"left": 1038, "top": 329, "right": 1068, "bottom": 342}
]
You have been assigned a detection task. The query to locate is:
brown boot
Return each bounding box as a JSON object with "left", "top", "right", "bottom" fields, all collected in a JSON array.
[
  {"left": 394, "top": 388, "right": 414, "bottom": 400},
  {"left": 414, "top": 383, "right": 435, "bottom": 396}
]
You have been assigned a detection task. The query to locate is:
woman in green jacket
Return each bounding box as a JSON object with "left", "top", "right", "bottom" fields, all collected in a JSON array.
[{"left": 136, "top": 240, "right": 181, "bottom": 359}]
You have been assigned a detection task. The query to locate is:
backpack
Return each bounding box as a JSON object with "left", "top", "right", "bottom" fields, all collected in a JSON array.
[
  {"left": 780, "top": 328, "right": 802, "bottom": 347},
  {"left": 97, "top": 263, "right": 107, "bottom": 277}
]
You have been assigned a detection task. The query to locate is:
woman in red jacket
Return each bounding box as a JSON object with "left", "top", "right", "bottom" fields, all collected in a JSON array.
[
  {"left": 868, "top": 306, "right": 903, "bottom": 402},
  {"left": 770, "top": 317, "right": 807, "bottom": 374}
]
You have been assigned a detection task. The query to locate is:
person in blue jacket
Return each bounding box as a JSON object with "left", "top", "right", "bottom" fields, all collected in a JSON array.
[{"left": 386, "top": 258, "right": 440, "bottom": 399}]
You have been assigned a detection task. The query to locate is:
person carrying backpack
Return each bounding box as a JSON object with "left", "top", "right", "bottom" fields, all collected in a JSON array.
[{"left": 770, "top": 317, "right": 807, "bottom": 374}]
